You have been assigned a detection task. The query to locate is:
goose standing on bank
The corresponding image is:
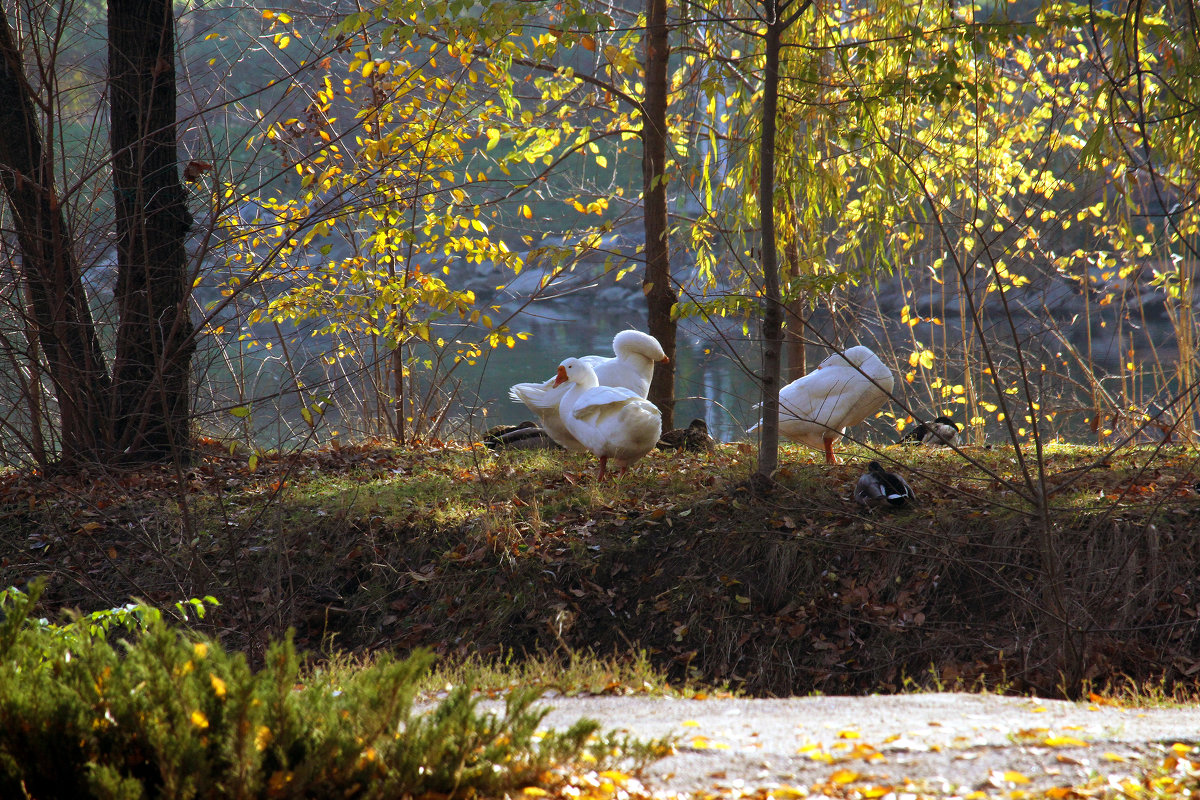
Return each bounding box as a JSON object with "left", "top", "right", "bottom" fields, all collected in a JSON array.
[
  {"left": 510, "top": 330, "right": 667, "bottom": 450},
  {"left": 753, "top": 345, "right": 894, "bottom": 464},
  {"left": 854, "top": 461, "right": 916, "bottom": 508},
  {"left": 553, "top": 357, "right": 662, "bottom": 479}
]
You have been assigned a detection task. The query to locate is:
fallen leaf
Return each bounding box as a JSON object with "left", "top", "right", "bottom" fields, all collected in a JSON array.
[
  {"left": 1043, "top": 735, "right": 1088, "bottom": 747},
  {"left": 830, "top": 768, "right": 859, "bottom": 784}
]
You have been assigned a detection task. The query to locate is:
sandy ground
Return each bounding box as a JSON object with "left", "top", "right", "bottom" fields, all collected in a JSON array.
[{"left": 529, "top": 693, "right": 1200, "bottom": 796}]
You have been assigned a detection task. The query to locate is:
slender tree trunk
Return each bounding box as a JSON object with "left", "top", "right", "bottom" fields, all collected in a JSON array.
[
  {"left": 0, "top": 7, "right": 112, "bottom": 465},
  {"left": 642, "top": 0, "right": 676, "bottom": 429},
  {"left": 755, "top": 6, "right": 785, "bottom": 480},
  {"left": 783, "top": 230, "right": 806, "bottom": 383},
  {"left": 108, "top": 0, "right": 195, "bottom": 461}
]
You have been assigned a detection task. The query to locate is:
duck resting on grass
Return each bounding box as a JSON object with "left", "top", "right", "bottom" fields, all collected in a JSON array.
[
  {"left": 657, "top": 418, "right": 716, "bottom": 452},
  {"left": 553, "top": 357, "right": 662, "bottom": 480},
  {"left": 854, "top": 461, "right": 915, "bottom": 508},
  {"left": 750, "top": 345, "right": 894, "bottom": 464},
  {"left": 899, "top": 415, "right": 960, "bottom": 446},
  {"left": 509, "top": 330, "right": 667, "bottom": 451},
  {"left": 483, "top": 421, "right": 561, "bottom": 451}
]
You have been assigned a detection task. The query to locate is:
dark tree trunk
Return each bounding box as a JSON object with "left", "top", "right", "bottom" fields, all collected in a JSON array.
[
  {"left": 0, "top": 7, "right": 112, "bottom": 464},
  {"left": 108, "top": 0, "right": 195, "bottom": 460},
  {"left": 755, "top": 5, "right": 785, "bottom": 480},
  {"left": 642, "top": 0, "right": 676, "bottom": 430}
]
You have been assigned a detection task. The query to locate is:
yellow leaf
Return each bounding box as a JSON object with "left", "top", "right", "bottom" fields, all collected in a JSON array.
[
  {"left": 830, "top": 769, "right": 859, "bottom": 784},
  {"left": 522, "top": 788, "right": 548, "bottom": 797},
  {"left": 595, "top": 155, "right": 608, "bottom": 168},
  {"left": 682, "top": 720, "right": 700, "bottom": 727},
  {"left": 837, "top": 729, "right": 860, "bottom": 739},
  {"left": 1004, "top": 771, "right": 1030, "bottom": 784},
  {"left": 210, "top": 674, "right": 227, "bottom": 698},
  {"left": 1043, "top": 735, "right": 1088, "bottom": 747},
  {"left": 191, "top": 710, "right": 209, "bottom": 729},
  {"left": 255, "top": 725, "right": 272, "bottom": 751},
  {"left": 261, "top": 9, "right": 274, "bottom": 18},
  {"left": 521, "top": 204, "right": 532, "bottom": 219}
]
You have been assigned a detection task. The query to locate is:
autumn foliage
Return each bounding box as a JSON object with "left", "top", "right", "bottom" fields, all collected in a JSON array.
[{"left": 0, "top": 582, "right": 605, "bottom": 799}]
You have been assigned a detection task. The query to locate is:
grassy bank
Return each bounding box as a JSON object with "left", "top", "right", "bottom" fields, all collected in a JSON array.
[{"left": 2, "top": 438, "right": 1199, "bottom": 698}]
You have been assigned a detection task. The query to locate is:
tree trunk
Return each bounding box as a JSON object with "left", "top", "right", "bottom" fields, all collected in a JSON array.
[
  {"left": 0, "top": 7, "right": 112, "bottom": 465},
  {"left": 642, "top": 0, "right": 676, "bottom": 430},
  {"left": 755, "top": 5, "right": 785, "bottom": 480},
  {"left": 108, "top": 0, "right": 195, "bottom": 461},
  {"left": 783, "top": 229, "right": 806, "bottom": 383}
]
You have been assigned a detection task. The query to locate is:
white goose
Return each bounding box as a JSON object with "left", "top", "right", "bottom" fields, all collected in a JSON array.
[
  {"left": 754, "top": 345, "right": 894, "bottom": 464},
  {"left": 553, "top": 357, "right": 662, "bottom": 479},
  {"left": 509, "top": 330, "right": 667, "bottom": 450}
]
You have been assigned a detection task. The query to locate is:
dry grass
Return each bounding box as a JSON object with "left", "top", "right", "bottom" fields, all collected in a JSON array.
[{"left": 2, "top": 437, "right": 1199, "bottom": 698}]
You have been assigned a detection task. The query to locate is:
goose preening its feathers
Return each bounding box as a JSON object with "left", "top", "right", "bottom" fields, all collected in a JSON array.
[
  {"left": 552, "top": 358, "right": 662, "bottom": 479},
  {"left": 854, "top": 461, "right": 915, "bottom": 508},
  {"left": 899, "top": 415, "right": 960, "bottom": 446},
  {"left": 509, "top": 330, "right": 667, "bottom": 451},
  {"left": 752, "top": 345, "right": 894, "bottom": 464}
]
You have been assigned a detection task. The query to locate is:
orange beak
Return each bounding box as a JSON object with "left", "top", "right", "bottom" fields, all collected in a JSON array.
[
  {"left": 554, "top": 365, "right": 569, "bottom": 386},
  {"left": 659, "top": 356, "right": 670, "bottom": 364}
]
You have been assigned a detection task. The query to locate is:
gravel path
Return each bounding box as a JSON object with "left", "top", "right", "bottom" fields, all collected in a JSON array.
[{"left": 531, "top": 693, "right": 1200, "bottom": 796}]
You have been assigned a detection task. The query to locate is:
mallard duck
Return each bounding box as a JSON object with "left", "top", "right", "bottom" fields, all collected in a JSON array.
[
  {"left": 657, "top": 418, "right": 716, "bottom": 452},
  {"left": 753, "top": 345, "right": 894, "bottom": 464},
  {"left": 899, "top": 415, "right": 960, "bottom": 446},
  {"left": 483, "top": 421, "right": 561, "bottom": 451},
  {"left": 553, "top": 357, "right": 662, "bottom": 479},
  {"left": 509, "top": 330, "right": 667, "bottom": 450},
  {"left": 853, "top": 461, "right": 915, "bottom": 508}
]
